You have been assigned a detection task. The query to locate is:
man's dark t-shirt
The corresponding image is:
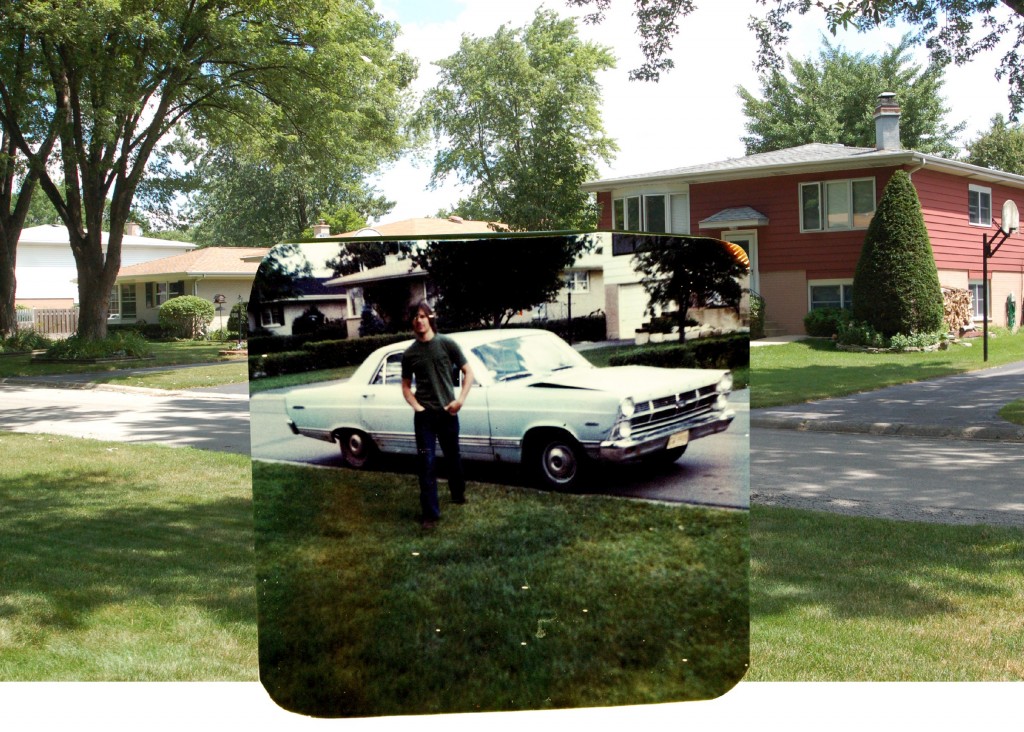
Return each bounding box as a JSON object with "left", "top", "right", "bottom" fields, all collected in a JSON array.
[{"left": 401, "top": 334, "right": 467, "bottom": 412}]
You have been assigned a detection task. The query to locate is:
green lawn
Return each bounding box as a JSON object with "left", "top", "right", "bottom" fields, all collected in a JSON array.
[
  {"left": 749, "top": 505, "right": 1024, "bottom": 681},
  {"left": 0, "top": 433, "right": 258, "bottom": 681},
  {"left": 0, "top": 340, "right": 246, "bottom": 380},
  {"left": 1000, "top": 399, "right": 1024, "bottom": 425},
  {"left": 751, "top": 331, "right": 1024, "bottom": 408},
  {"left": 253, "top": 461, "right": 749, "bottom": 717},
  {"left": 99, "top": 361, "right": 249, "bottom": 390}
]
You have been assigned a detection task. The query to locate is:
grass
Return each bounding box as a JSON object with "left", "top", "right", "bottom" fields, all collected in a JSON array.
[
  {"left": 253, "top": 462, "right": 749, "bottom": 717},
  {"left": 0, "top": 340, "right": 246, "bottom": 380},
  {"left": 748, "top": 505, "right": 1024, "bottom": 681},
  {"left": 249, "top": 365, "right": 357, "bottom": 394},
  {"left": 99, "top": 362, "right": 249, "bottom": 390},
  {"left": 751, "top": 330, "right": 1024, "bottom": 408},
  {"left": 999, "top": 399, "right": 1024, "bottom": 425},
  {"left": 0, "top": 433, "right": 258, "bottom": 681}
]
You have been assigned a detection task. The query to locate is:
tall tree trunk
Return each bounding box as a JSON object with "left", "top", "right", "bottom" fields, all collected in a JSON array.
[
  {"left": 70, "top": 228, "right": 119, "bottom": 340},
  {"left": 0, "top": 228, "right": 17, "bottom": 337}
]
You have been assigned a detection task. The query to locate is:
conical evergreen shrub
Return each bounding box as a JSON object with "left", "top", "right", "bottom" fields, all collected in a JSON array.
[{"left": 851, "top": 170, "right": 945, "bottom": 337}]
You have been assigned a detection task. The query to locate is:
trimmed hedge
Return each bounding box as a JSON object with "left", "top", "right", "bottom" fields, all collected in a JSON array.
[
  {"left": 608, "top": 333, "right": 749, "bottom": 370},
  {"left": 248, "top": 325, "right": 350, "bottom": 355},
  {"left": 249, "top": 333, "right": 409, "bottom": 379},
  {"left": 803, "top": 307, "right": 850, "bottom": 337}
]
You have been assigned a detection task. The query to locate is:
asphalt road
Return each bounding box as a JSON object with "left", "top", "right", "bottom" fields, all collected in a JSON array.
[
  {"left": 0, "top": 383, "right": 251, "bottom": 453},
  {"left": 250, "top": 386, "right": 750, "bottom": 509},
  {"left": 752, "top": 427, "right": 1024, "bottom": 528}
]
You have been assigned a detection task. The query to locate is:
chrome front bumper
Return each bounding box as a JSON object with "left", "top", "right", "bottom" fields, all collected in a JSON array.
[{"left": 596, "top": 409, "right": 735, "bottom": 463}]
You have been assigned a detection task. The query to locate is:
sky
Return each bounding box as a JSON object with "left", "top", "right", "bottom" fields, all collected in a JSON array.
[{"left": 367, "top": 0, "right": 1017, "bottom": 224}]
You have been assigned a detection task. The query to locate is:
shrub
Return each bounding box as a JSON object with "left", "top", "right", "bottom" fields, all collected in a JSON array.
[
  {"left": 851, "top": 170, "right": 945, "bottom": 337},
  {"left": 888, "top": 331, "right": 943, "bottom": 351},
  {"left": 358, "top": 304, "right": 387, "bottom": 337},
  {"left": 1, "top": 329, "right": 53, "bottom": 352},
  {"left": 836, "top": 319, "right": 889, "bottom": 348},
  {"left": 609, "top": 333, "right": 749, "bottom": 370},
  {"left": 292, "top": 306, "right": 327, "bottom": 336},
  {"left": 159, "top": 296, "right": 215, "bottom": 339},
  {"left": 803, "top": 307, "right": 850, "bottom": 337},
  {"left": 749, "top": 293, "right": 765, "bottom": 340},
  {"left": 43, "top": 332, "right": 152, "bottom": 361}
]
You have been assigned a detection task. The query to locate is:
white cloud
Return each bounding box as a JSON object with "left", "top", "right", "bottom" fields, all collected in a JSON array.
[{"left": 370, "top": 0, "right": 1015, "bottom": 224}]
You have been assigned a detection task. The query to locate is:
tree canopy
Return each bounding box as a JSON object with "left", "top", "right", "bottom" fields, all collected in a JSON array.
[
  {"left": 569, "top": 1, "right": 1024, "bottom": 117},
  {"left": 740, "top": 35, "right": 964, "bottom": 155},
  {"left": 0, "top": 0, "right": 414, "bottom": 339},
  {"left": 629, "top": 234, "right": 750, "bottom": 340},
  {"left": 412, "top": 235, "right": 593, "bottom": 330},
  {"left": 415, "top": 9, "right": 617, "bottom": 231},
  {"left": 965, "top": 114, "right": 1024, "bottom": 174}
]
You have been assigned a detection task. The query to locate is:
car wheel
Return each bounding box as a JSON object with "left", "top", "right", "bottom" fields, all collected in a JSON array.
[
  {"left": 533, "top": 434, "right": 587, "bottom": 491},
  {"left": 337, "top": 430, "right": 375, "bottom": 469},
  {"left": 645, "top": 445, "right": 687, "bottom": 465}
]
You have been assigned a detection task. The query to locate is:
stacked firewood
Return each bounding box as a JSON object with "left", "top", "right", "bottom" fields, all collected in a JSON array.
[{"left": 942, "top": 287, "right": 973, "bottom": 333}]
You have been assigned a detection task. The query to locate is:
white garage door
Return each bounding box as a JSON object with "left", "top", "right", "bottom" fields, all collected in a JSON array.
[{"left": 616, "top": 283, "right": 649, "bottom": 339}]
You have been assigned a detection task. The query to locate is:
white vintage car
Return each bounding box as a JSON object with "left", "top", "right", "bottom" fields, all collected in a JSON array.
[{"left": 284, "top": 329, "right": 735, "bottom": 490}]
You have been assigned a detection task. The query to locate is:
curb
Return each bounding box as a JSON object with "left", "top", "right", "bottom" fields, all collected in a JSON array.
[
  {"left": 750, "top": 415, "right": 1024, "bottom": 442},
  {"left": 0, "top": 377, "right": 249, "bottom": 400}
]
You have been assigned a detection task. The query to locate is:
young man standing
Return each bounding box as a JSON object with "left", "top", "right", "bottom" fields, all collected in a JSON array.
[{"left": 401, "top": 301, "right": 474, "bottom": 529}]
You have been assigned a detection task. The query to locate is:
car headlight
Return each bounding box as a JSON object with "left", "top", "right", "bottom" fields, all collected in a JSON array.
[
  {"left": 715, "top": 393, "right": 729, "bottom": 410},
  {"left": 716, "top": 372, "right": 733, "bottom": 393},
  {"left": 619, "top": 397, "right": 635, "bottom": 418},
  {"left": 616, "top": 419, "right": 632, "bottom": 439}
]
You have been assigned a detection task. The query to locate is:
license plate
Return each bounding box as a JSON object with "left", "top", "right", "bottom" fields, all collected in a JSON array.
[{"left": 667, "top": 430, "right": 689, "bottom": 449}]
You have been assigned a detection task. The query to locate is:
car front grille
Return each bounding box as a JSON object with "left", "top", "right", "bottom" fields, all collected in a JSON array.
[{"left": 630, "top": 384, "right": 720, "bottom": 438}]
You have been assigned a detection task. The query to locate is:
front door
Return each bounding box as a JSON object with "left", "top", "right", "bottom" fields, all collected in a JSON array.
[{"left": 723, "top": 230, "right": 759, "bottom": 295}]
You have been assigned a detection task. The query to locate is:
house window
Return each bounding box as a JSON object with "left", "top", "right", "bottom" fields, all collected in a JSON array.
[
  {"left": 612, "top": 194, "right": 672, "bottom": 232},
  {"left": 563, "top": 270, "right": 589, "bottom": 293},
  {"left": 968, "top": 280, "right": 988, "bottom": 320},
  {"left": 260, "top": 305, "right": 285, "bottom": 327},
  {"left": 968, "top": 185, "right": 992, "bottom": 226},
  {"left": 108, "top": 284, "right": 137, "bottom": 319},
  {"left": 146, "top": 280, "right": 186, "bottom": 308},
  {"left": 801, "top": 178, "right": 875, "bottom": 231},
  {"left": 809, "top": 281, "right": 854, "bottom": 311}
]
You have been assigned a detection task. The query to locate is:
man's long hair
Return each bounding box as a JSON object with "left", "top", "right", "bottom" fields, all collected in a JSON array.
[{"left": 409, "top": 299, "right": 438, "bottom": 334}]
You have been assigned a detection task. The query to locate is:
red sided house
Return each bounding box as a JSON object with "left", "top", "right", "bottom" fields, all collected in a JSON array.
[{"left": 583, "top": 94, "right": 1024, "bottom": 336}]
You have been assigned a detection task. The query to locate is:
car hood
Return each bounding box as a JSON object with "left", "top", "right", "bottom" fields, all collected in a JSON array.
[{"left": 530, "top": 365, "right": 726, "bottom": 400}]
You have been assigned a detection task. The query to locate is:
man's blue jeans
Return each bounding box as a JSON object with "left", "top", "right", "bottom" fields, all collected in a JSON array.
[{"left": 414, "top": 409, "right": 465, "bottom": 520}]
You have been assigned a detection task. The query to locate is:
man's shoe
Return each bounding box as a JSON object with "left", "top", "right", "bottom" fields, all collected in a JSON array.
[
  {"left": 451, "top": 495, "right": 466, "bottom": 505},
  {"left": 421, "top": 518, "right": 439, "bottom": 530}
]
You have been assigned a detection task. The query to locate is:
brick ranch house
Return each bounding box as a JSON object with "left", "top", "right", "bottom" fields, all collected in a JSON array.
[{"left": 583, "top": 93, "right": 1024, "bottom": 336}]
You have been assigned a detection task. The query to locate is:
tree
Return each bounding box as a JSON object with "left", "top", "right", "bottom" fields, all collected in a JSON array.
[
  {"left": 412, "top": 235, "right": 592, "bottom": 329},
  {"left": 0, "top": 1, "right": 413, "bottom": 340},
  {"left": 569, "top": 1, "right": 1024, "bottom": 116},
  {"left": 415, "top": 9, "right": 617, "bottom": 231},
  {"left": 965, "top": 114, "right": 1024, "bottom": 175},
  {"left": 0, "top": 26, "right": 57, "bottom": 336},
  {"left": 629, "top": 235, "right": 749, "bottom": 341},
  {"left": 851, "top": 170, "right": 945, "bottom": 337},
  {"left": 739, "top": 35, "right": 965, "bottom": 155}
]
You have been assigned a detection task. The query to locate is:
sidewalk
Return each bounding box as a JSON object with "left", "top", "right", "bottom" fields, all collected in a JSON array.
[
  {"left": 0, "top": 360, "right": 249, "bottom": 398},
  {"left": 751, "top": 360, "right": 1024, "bottom": 442}
]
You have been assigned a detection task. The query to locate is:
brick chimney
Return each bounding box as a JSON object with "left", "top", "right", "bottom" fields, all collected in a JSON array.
[
  {"left": 312, "top": 219, "right": 331, "bottom": 238},
  {"left": 873, "top": 92, "right": 901, "bottom": 150},
  {"left": 124, "top": 221, "right": 142, "bottom": 237}
]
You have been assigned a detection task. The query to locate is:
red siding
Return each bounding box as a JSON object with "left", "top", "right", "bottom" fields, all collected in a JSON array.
[
  {"left": 691, "top": 167, "right": 898, "bottom": 280},
  {"left": 914, "top": 168, "right": 1024, "bottom": 277}
]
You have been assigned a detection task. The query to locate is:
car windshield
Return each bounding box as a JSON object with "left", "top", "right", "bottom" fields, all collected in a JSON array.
[{"left": 471, "top": 333, "right": 592, "bottom": 382}]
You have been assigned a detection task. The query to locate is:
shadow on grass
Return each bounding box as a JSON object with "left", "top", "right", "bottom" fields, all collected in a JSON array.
[
  {"left": 750, "top": 505, "right": 1024, "bottom": 621},
  {"left": 253, "top": 462, "right": 749, "bottom": 718},
  {"left": 0, "top": 467, "right": 256, "bottom": 632}
]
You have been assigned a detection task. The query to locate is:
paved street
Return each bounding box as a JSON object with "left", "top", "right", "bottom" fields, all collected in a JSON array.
[
  {"left": 752, "top": 428, "right": 1023, "bottom": 527},
  {"left": 0, "top": 383, "right": 251, "bottom": 453}
]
